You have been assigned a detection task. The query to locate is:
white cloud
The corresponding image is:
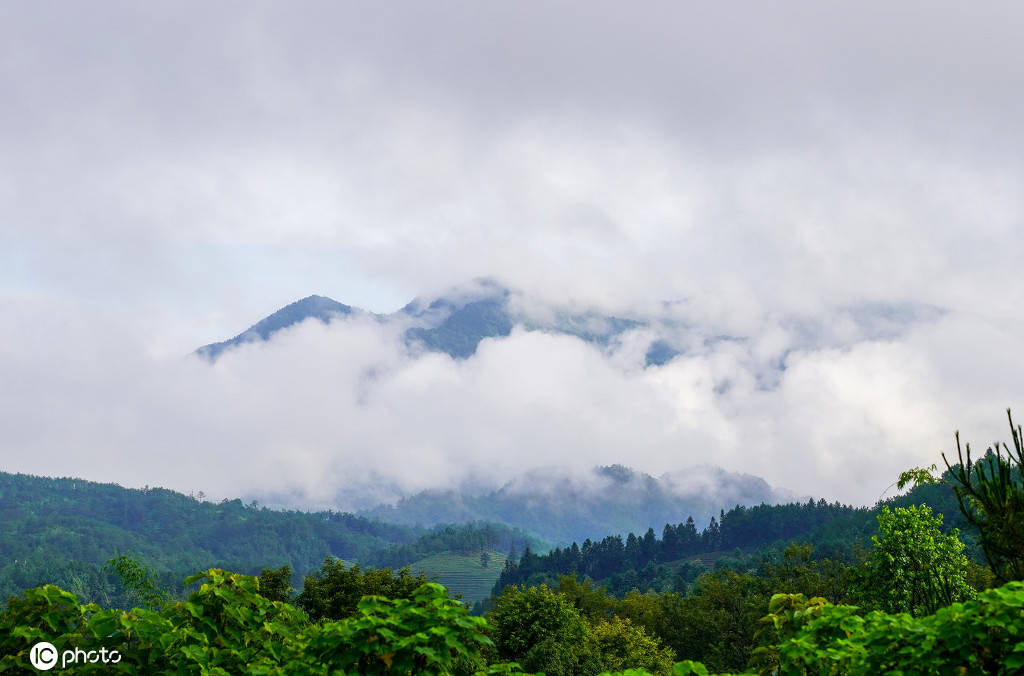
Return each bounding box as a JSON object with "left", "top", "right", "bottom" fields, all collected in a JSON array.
[
  {"left": 1, "top": 2, "right": 1022, "bottom": 509},
  {"left": 2, "top": 291, "right": 1018, "bottom": 509}
]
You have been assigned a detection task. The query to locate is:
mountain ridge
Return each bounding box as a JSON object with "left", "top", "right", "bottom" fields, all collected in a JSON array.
[
  {"left": 196, "top": 295, "right": 355, "bottom": 361},
  {"left": 193, "top": 280, "right": 945, "bottom": 370},
  {"left": 356, "top": 464, "right": 798, "bottom": 545},
  {"left": 194, "top": 279, "right": 676, "bottom": 365}
]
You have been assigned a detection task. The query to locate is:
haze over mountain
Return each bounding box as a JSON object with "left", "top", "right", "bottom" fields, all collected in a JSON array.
[
  {"left": 197, "top": 278, "right": 661, "bottom": 364},
  {"left": 195, "top": 278, "right": 943, "bottom": 375},
  {"left": 167, "top": 277, "right": 956, "bottom": 512},
  {"left": 357, "top": 464, "right": 797, "bottom": 545}
]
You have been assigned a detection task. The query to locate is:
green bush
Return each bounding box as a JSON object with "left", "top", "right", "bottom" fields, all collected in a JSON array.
[
  {"left": 764, "top": 582, "right": 1024, "bottom": 674},
  {"left": 5, "top": 569, "right": 1023, "bottom": 675},
  {"left": 602, "top": 581, "right": 1024, "bottom": 675},
  {"left": 0, "top": 569, "right": 522, "bottom": 675}
]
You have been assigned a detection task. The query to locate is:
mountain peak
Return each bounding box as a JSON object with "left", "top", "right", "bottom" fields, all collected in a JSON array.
[{"left": 196, "top": 295, "right": 353, "bottom": 360}]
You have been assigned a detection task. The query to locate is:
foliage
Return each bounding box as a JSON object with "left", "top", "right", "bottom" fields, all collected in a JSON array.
[
  {"left": 942, "top": 408, "right": 1024, "bottom": 581},
  {"left": 553, "top": 575, "right": 618, "bottom": 620},
  {"left": 489, "top": 584, "right": 601, "bottom": 676},
  {"left": 758, "top": 543, "right": 858, "bottom": 605},
  {"left": 555, "top": 571, "right": 768, "bottom": 673},
  {"left": 488, "top": 583, "right": 679, "bottom": 676},
  {"left": 104, "top": 554, "right": 170, "bottom": 610},
  {"left": 603, "top": 581, "right": 1024, "bottom": 675},
  {"left": 295, "top": 557, "right": 433, "bottom": 621},
  {"left": 0, "top": 568, "right": 522, "bottom": 675},
  {"left": 300, "top": 583, "right": 497, "bottom": 675},
  {"left": 0, "top": 471, "right": 419, "bottom": 606},
  {"left": 669, "top": 570, "right": 767, "bottom": 672},
  {"left": 258, "top": 564, "right": 294, "bottom": 603},
  {"left": 590, "top": 617, "right": 676, "bottom": 675},
  {"left": 760, "top": 581, "right": 1024, "bottom": 674},
  {"left": 368, "top": 523, "right": 539, "bottom": 570},
  {"left": 495, "top": 499, "right": 890, "bottom": 599},
  {"left": 864, "top": 505, "right": 974, "bottom": 616},
  {"left": 3, "top": 561, "right": 1021, "bottom": 676}
]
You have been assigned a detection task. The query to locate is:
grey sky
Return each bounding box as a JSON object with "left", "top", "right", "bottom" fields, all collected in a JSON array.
[{"left": 1, "top": 2, "right": 1022, "bottom": 506}]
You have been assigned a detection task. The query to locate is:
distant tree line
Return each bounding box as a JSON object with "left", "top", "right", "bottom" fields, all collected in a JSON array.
[
  {"left": 366, "top": 522, "right": 540, "bottom": 569},
  {"left": 496, "top": 499, "right": 864, "bottom": 594}
]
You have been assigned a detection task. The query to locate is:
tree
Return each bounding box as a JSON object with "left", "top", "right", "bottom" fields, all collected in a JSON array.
[
  {"left": 865, "top": 505, "right": 974, "bottom": 616},
  {"left": 942, "top": 409, "right": 1024, "bottom": 582},
  {"left": 294, "top": 558, "right": 431, "bottom": 621},
  {"left": 590, "top": 617, "right": 675, "bottom": 675},
  {"left": 103, "top": 555, "right": 169, "bottom": 610},
  {"left": 614, "top": 570, "right": 769, "bottom": 673},
  {"left": 760, "top": 543, "right": 857, "bottom": 605},
  {"left": 481, "top": 551, "right": 491, "bottom": 568},
  {"left": 488, "top": 584, "right": 600, "bottom": 676},
  {"left": 553, "top": 575, "right": 617, "bottom": 620},
  {"left": 257, "top": 564, "right": 293, "bottom": 603}
]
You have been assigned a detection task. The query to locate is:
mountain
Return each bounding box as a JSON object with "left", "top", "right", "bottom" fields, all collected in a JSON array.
[
  {"left": 401, "top": 281, "right": 515, "bottom": 358},
  {"left": 357, "top": 464, "right": 796, "bottom": 545},
  {"left": 197, "top": 295, "right": 354, "bottom": 360},
  {"left": 193, "top": 280, "right": 944, "bottom": 372},
  {"left": 194, "top": 279, "right": 679, "bottom": 364}
]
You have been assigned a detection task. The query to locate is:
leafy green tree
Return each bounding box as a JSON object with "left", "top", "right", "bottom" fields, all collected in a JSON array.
[
  {"left": 613, "top": 570, "right": 768, "bottom": 674},
  {"left": 682, "top": 570, "right": 768, "bottom": 672},
  {"left": 103, "top": 554, "right": 169, "bottom": 610},
  {"left": 554, "top": 575, "right": 618, "bottom": 620},
  {"left": 489, "top": 584, "right": 601, "bottom": 676},
  {"left": 759, "top": 543, "right": 858, "bottom": 605},
  {"left": 295, "top": 557, "right": 432, "bottom": 621},
  {"left": 591, "top": 616, "right": 675, "bottom": 675},
  {"left": 864, "top": 504, "right": 973, "bottom": 616},
  {"left": 258, "top": 564, "right": 293, "bottom": 603}
]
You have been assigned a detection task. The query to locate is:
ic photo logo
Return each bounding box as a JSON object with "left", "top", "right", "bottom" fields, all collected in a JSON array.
[
  {"left": 29, "top": 641, "right": 122, "bottom": 671},
  {"left": 29, "top": 642, "right": 57, "bottom": 670}
]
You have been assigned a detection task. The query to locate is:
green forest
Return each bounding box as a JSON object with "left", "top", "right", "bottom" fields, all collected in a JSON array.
[{"left": 2, "top": 411, "right": 1024, "bottom": 673}]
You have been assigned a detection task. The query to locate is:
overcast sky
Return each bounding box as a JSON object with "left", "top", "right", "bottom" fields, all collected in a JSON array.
[{"left": 2, "top": 2, "right": 1022, "bottom": 508}]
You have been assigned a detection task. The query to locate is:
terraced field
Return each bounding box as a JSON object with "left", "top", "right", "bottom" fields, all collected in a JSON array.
[{"left": 409, "top": 551, "right": 508, "bottom": 603}]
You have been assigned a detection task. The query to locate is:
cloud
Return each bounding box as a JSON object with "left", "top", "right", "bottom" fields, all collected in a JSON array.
[
  {"left": 1, "top": 3, "right": 1023, "bottom": 509},
  {"left": 3, "top": 3, "right": 1023, "bottom": 322},
  {"left": 2, "top": 289, "right": 1018, "bottom": 509}
]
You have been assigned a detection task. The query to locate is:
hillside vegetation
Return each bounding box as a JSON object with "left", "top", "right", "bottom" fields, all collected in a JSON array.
[
  {"left": 0, "top": 472, "right": 540, "bottom": 609},
  {"left": 408, "top": 551, "right": 508, "bottom": 604},
  {"left": 0, "top": 472, "right": 416, "bottom": 605}
]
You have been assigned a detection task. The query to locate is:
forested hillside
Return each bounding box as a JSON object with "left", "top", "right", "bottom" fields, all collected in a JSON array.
[
  {"left": 492, "top": 477, "right": 975, "bottom": 599},
  {"left": 0, "top": 472, "right": 418, "bottom": 604},
  {"left": 0, "top": 472, "right": 558, "bottom": 608},
  {"left": 366, "top": 522, "right": 542, "bottom": 569}
]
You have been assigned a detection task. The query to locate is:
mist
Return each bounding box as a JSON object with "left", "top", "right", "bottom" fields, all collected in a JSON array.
[
  {"left": 2, "top": 3, "right": 1022, "bottom": 510},
  {"left": 1, "top": 286, "right": 1018, "bottom": 509}
]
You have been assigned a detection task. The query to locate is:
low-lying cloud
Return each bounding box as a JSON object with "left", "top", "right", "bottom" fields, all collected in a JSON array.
[{"left": 2, "top": 291, "right": 1019, "bottom": 510}]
